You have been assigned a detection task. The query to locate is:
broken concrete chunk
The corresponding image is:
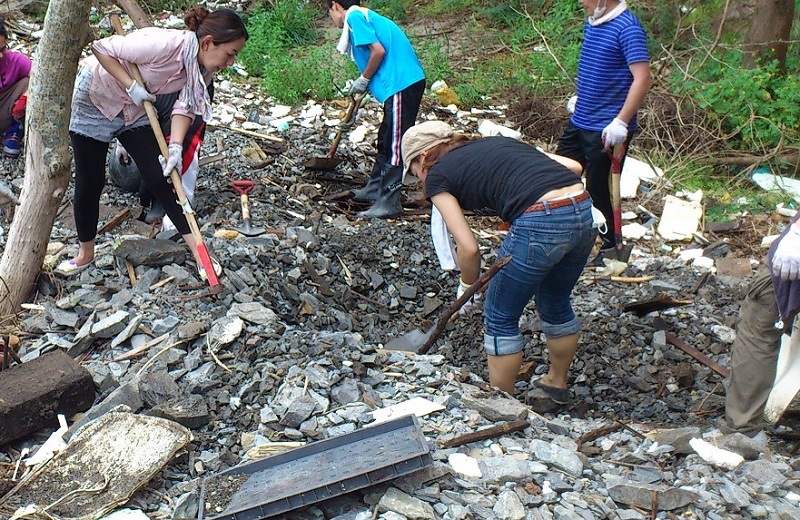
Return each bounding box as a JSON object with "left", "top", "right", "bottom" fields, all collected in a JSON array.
[
  {"left": 378, "top": 487, "right": 436, "bottom": 520},
  {"left": 460, "top": 393, "right": 528, "bottom": 422},
  {"left": 113, "top": 238, "right": 187, "bottom": 266},
  {"left": 529, "top": 439, "right": 583, "bottom": 477},
  {"left": 607, "top": 482, "right": 699, "bottom": 511},
  {"left": 0, "top": 350, "right": 95, "bottom": 446}
]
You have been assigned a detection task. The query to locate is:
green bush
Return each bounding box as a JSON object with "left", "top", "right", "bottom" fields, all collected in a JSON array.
[
  {"left": 238, "top": 0, "right": 321, "bottom": 77},
  {"left": 368, "top": 0, "right": 410, "bottom": 22},
  {"left": 678, "top": 53, "right": 800, "bottom": 151},
  {"left": 262, "top": 45, "right": 358, "bottom": 105}
]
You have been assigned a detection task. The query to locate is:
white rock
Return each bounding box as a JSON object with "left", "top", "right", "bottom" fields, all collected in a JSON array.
[{"left": 448, "top": 453, "right": 482, "bottom": 478}]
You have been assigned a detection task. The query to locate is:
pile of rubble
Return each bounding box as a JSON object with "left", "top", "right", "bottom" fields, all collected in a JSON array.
[{"left": 0, "top": 8, "right": 799, "bottom": 520}]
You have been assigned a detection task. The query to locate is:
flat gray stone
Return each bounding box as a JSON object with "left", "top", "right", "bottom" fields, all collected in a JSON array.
[
  {"left": 460, "top": 393, "right": 528, "bottom": 422},
  {"left": 650, "top": 427, "right": 701, "bottom": 455},
  {"left": 378, "top": 487, "right": 435, "bottom": 520},
  {"left": 530, "top": 439, "right": 583, "bottom": 477},
  {"left": 114, "top": 238, "right": 187, "bottom": 267},
  {"left": 607, "top": 482, "right": 699, "bottom": 511},
  {"left": 148, "top": 393, "right": 210, "bottom": 429}
]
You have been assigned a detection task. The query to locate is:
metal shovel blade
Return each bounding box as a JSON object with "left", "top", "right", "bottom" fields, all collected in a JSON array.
[
  {"left": 384, "top": 326, "right": 435, "bottom": 353},
  {"left": 765, "top": 321, "right": 800, "bottom": 423},
  {"left": 304, "top": 156, "right": 345, "bottom": 171},
  {"left": 233, "top": 221, "right": 267, "bottom": 237}
]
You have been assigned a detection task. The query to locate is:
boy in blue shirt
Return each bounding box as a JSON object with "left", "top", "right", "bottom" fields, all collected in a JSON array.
[
  {"left": 328, "top": 0, "right": 426, "bottom": 219},
  {"left": 556, "top": 0, "right": 650, "bottom": 263}
]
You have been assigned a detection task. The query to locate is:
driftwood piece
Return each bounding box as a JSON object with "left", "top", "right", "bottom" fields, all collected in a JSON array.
[
  {"left": 576, "top": 422, "right": 624, "bottom": 450},
  {"left": 97, "top": 208, "right": 131, "bottom": 236},
  {"left": 440, "top": 420, "right": 529, "bottom": 449},
  {"left": 114, "top": 0, "right": 151, "bottom": 28},
  {"left": 622, "top": 292, "right": 693, "bottom": 316}
]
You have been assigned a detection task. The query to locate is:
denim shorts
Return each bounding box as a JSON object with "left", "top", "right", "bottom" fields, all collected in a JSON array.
[{"left": 483, "top": 194, "right": 596, "bottom": 356}]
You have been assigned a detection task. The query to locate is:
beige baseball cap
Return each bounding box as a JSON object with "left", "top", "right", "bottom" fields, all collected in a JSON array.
[{"left": 401, "top": 120, "right": 455, "bottom": 181}]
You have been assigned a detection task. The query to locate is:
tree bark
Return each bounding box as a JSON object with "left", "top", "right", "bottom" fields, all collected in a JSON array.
[
  {"left": 115, "top": 0, "right": 152, "bottom": 29},
  {"left": 741, "top": 0, "right": 795, "bottom": 71},
  {"left": 0, "top": 0, "right": 91, "bottom": 316}
]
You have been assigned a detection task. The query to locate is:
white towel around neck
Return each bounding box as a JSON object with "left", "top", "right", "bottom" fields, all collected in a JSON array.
[
  {"left": 589, "top": 0, "right": 627, "bottom": 26},
  {"left": 336, "top": 6, "right": 370, "bottom": 60}
]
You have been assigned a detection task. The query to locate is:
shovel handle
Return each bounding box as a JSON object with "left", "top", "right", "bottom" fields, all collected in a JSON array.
[
  {"left": 417, "top": 256, "right": 512, "bottom": 355},
  {"left": 606, "top": 141, "right": 627, "bottom": 247},
  {"left": 111, "top": 14, "right": 221, "bottom": 292},
  {"left": 327, "top": 93, "right": 365, "bottom": 158}
]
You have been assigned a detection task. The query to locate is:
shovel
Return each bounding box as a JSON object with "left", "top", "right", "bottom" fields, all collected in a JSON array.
[
  {"left": 232, "top": 180, "right": 266, "bottom": 236},
  {"left": 765, "top": 319, "right": 800, "bottom": 424},
  {"left": 304, "top": 93, "right": 364, "bottom": 171},
  {"left": 605, "top": 141, "right": 634, "bottom": 263},
  {"left": 384, "top": 256, "right": 512, "bottom": 354}
]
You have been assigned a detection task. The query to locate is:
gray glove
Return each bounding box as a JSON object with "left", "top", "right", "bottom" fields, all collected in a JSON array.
[
  {"left": 349, "top": 75, "right": 370, "bottom": 96},
  {"left": 338, "top": 118, "right": 355, "bottom": 133},
  {"left": 159, "top": 142, "right": 183, "bottom": 178},
  {"left": 126, "top": 80, "right": 156, "bottom": 107}
]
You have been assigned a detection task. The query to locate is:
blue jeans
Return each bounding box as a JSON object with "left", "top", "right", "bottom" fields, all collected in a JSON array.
[{"left": 483, "top": 195, "right": 596, "bottom": 356}]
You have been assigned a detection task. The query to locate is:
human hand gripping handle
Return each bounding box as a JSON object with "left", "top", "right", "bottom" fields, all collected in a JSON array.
[
  {"left": 159, "top": 142, "right": 183, "bottom": 177},
  {"left": 349, "top": 75, "right": 370, "bottom": 96},
  {"left": 602, "top": 118, "right": 628, "bottom": 150},
  {"left": 125, "top": 80, "right": 156, "bottom": 107},
  {"left": 456, "top": 278, "right": 483, "bottom": 314},
  {"left": 773, "top": 225, "right": 800, "bottom": 280}
]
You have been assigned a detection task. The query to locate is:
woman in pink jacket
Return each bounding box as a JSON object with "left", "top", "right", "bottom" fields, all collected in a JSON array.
[{"left": 57, "top": 7, "right": 247, "bottom": 277}]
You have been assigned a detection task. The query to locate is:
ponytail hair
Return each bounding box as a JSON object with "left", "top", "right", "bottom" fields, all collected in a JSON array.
[
  {"left": 184, "top": 7, "right": 248, "bottom": 44},
  {"left": 0, "top": 14, "right": 8, "bottom": 39}
]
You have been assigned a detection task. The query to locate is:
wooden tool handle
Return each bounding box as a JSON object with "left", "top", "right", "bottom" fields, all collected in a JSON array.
[
  {"left": 417, "top": 256, "right": 512, "bottom": 355},
  {"left": 327, "top": 93, "right": 365, "bottom": 158}
]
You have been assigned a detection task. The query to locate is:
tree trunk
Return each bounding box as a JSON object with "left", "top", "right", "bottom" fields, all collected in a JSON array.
[
  {"left": 741, "top": 0, "right": 795, "bottom": 71},
  {"left": 0, "top": 0, "right": 91, "bottom": 317}
]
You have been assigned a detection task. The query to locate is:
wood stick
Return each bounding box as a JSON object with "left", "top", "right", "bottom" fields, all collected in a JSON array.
[
  {"left": 113, "top": 0, "right": 151, "bottom": 29},
  {"left": 208, "top": 124, "right": 284, "bottom": 142},
  {"left": 113, "top": 332, "right": 169, "bottom": 362},
  {"left": 198, "top": 152, "right": 225, "bottom": 167},
  {"left": 97, "top": 208, "right": 131, "bottom": 236},
  {"left": 576, "top": 422, "right": 624, "bottom": 450},
  {"left": 440, "top": 420, "right": 529, "bottom": 448},
  {"left": 125, "top": 260, "right": 137, "bottom": 286},
  {"left": 149, "top": 276, "right": 175, "bottom": 291},
  {"left": 665, "top": 331, "right": 730, "bottom": 378}
]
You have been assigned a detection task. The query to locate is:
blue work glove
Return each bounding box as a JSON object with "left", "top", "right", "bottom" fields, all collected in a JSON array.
[
  {"left": 349, "top": 75, "right": 370, "bottom": 96},
  {"left": 773, "top": 225, "right": 800, "bottom": 280},
  {"left": 159, "top": 142, "right": 183, "bottom": 178},
  {"left": 125, "top": 80, "right": 156, "bottom": 107},
  {"left": 601, "top": 118, "right": 628, "bottom": 150}
]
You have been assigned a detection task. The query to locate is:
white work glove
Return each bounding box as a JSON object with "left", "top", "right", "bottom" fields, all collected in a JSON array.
[
  {"left": 159, "top": 142, "right": 183, "bottom": 178},
  {"left": 456, "top": 278, "right": 482, "bottom": 314},
  {"left": 773, "top": 225, "right": 800, "bottom": 280},
  {"left": 349, "top": 75, "right": 370, "bottom": 96},
  {"left": 125, "top": 80, "right": 156, "bottom": 107},
  {"left": 601, "top": 118, "right": 628, "bottom": 150},
  {"left": 114, "top": 142, "right": 131, "bottom": 165}
]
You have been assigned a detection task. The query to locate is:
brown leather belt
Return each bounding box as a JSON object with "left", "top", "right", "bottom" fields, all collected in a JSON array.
[{"left": 523, "top": 190, "right": 589, "bottom": 214}]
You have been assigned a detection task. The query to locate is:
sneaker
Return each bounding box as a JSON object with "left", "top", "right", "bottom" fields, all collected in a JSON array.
[{"left": 2, "top": 121, "right": 23, "bottom": 158}]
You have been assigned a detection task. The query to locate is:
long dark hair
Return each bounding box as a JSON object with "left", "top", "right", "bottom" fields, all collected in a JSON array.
[{"left": 184, "top": 7, "right": 248, "bottom": 44}]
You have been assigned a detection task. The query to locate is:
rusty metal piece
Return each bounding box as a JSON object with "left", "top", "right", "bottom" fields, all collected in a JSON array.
[{"left": 664, "top": 331, "right": 730, "bottom": 379}]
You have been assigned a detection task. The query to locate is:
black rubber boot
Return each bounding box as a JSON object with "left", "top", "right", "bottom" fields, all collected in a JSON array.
[
  {"left": 356, "top": 165, "right": 403, "bottom": 219},
  {"left": 145, "top": 199, "right": 166, "bottom": 224},
  {"left": 351, "top": 155, "right": 386, "bottom": 203}
]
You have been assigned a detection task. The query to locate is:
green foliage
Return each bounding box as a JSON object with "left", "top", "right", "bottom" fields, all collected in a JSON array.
[
  {"left": 368, "top": 0, "right": 410, "bottom": 22},
  {"left": 238, "top": 0, "right": 321, "bottom": 77},
  {"left": 414, "top": 35, "right": 455, "bottom": 84},
  {"left": 144, "top": 0, "right": 197, "bottom": 14},
  {"left": 677, "top": 53, "right": 800, "bottom": 151},
  {"left": 262, "top": 45, "right": 357, "bottom": 105}
]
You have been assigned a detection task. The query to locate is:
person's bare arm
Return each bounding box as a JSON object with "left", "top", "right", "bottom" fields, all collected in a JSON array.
[
  {"left": 615, "top": 61, "right": 650, "bottom": 124},
  {"left": 432, "top": 192, "right": 480, "bottom": 284},
  {"left": 361, "top": 41, "right": 386, "bottom": 80}
]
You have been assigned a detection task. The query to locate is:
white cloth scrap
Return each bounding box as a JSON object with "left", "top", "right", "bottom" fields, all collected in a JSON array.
[{"left": 431, "top": 205, "right": 458, "bottom": 271}]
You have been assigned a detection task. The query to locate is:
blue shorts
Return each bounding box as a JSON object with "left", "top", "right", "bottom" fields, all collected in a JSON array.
[{"left": 483, "top": 194, "right": 596, "bottom": 356}]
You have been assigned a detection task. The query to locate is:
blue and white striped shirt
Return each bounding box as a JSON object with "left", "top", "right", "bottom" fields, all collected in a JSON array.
[{"left": 571, "top": 10, "right": 649, "bottom": 132}]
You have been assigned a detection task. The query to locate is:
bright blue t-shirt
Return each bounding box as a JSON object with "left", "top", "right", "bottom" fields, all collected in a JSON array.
[
  {"left": 571, "top": 10, "right": 649, "bottom": 132},
  {"left": 346, "top": 9, "right": 425, "bottom": 104}
]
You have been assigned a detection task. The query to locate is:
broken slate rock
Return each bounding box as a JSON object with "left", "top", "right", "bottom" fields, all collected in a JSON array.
[
  {"left": 111, "top": 313, "right": 143, "bottom": 349},
  {"left": 147, "top": 394, "right": 210, "bottom": 429},
  {"left": 716, "top": 432, "right": 768, "bottom": 460},
  {"left": 649, "top": 427, "right": 701, "bottom": 455},
  {"left": 45, "top": 303, "right": 79, "bottom": 329},
  {"left": 529, "top": 439, "right": 583, "bottom": 477},
  {"left": 478, "top": 456, "right": 530, "bottom": 484},
  {"left": 378, "top": 487, "right": 436, "bottom": 520},
  {"left": 280, "top": 395, "right": 317, "bottom": 428},
  {"left": 228, "top": 301, "right": 278, "bottom": 327},
  {"left": 460, "top": 393, "right": 528, "bottom": 422},
  {"left": 114, "top": 238, "right": 187, "bottom": 266},
  {"left": 493, "top": 489, "right": 525, "bottom": 520},
  {"left": 607, "top": 482, "right": 699, "bottom": 511}
]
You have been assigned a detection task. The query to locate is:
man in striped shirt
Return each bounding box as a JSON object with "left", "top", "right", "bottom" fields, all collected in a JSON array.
[{"left": 557, "top": 0, "right": 650, "bottom": 264}]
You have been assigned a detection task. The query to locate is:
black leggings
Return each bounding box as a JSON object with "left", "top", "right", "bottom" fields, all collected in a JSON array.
[{"left": 70, "top": 125, "right": 190, "bottom": 242}]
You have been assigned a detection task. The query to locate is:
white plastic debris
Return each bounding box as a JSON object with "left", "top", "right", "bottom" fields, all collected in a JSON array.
[
  {"left": 430, "top": 80, "right": 448, "bottom": 91},
  {"left": 752, "top": 168, "right": 800, "bottom": 203},
  {"left": 348, "top": 125, "right": 368, "bottom": 143},
  {"left": 678, "top": 248, "right": 703, "bottom": 261},
  {"left": 597, "top": 258, "right": 628, "bottom": 277},
  {"left": 269, "top": 117, "right": 292, "bottom": 131},
  {"left": 689, "top": 437, "right": 743, "bottom": 470},
  {"left": 270, "top": 105, "right": 293, "bottom": 118},
  {"left": 99, "top": 509, "right": 151, "bottom": 520},
  {"left": 566, "top": 95, "right": 577, "bottom": 113},
  {"left": 448, "top": 453, "right": 482, "bottom": 478},
  {"left": 477, "top": 120, "right": 521, "bottom": 139},
  {"left": 622, "top": 222, "right": 649, "bottom": 240},
  {"left": 692, "top": 256, "right": 715, "bottom": 270},
  {"left": 25, "top": 414, "right": 68, "bottom": 466},
  {"left": 762, "top": 234, "right": 780, "bottom": 248},
  {"left": 620, "top": 156, "right": 663, "bottom": 199},
  {"left": 371, "top": 397, "right": 445, "bottom": 424},
  {"left": 657, "top": 195, "right": 703, "bottom": 241}
]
